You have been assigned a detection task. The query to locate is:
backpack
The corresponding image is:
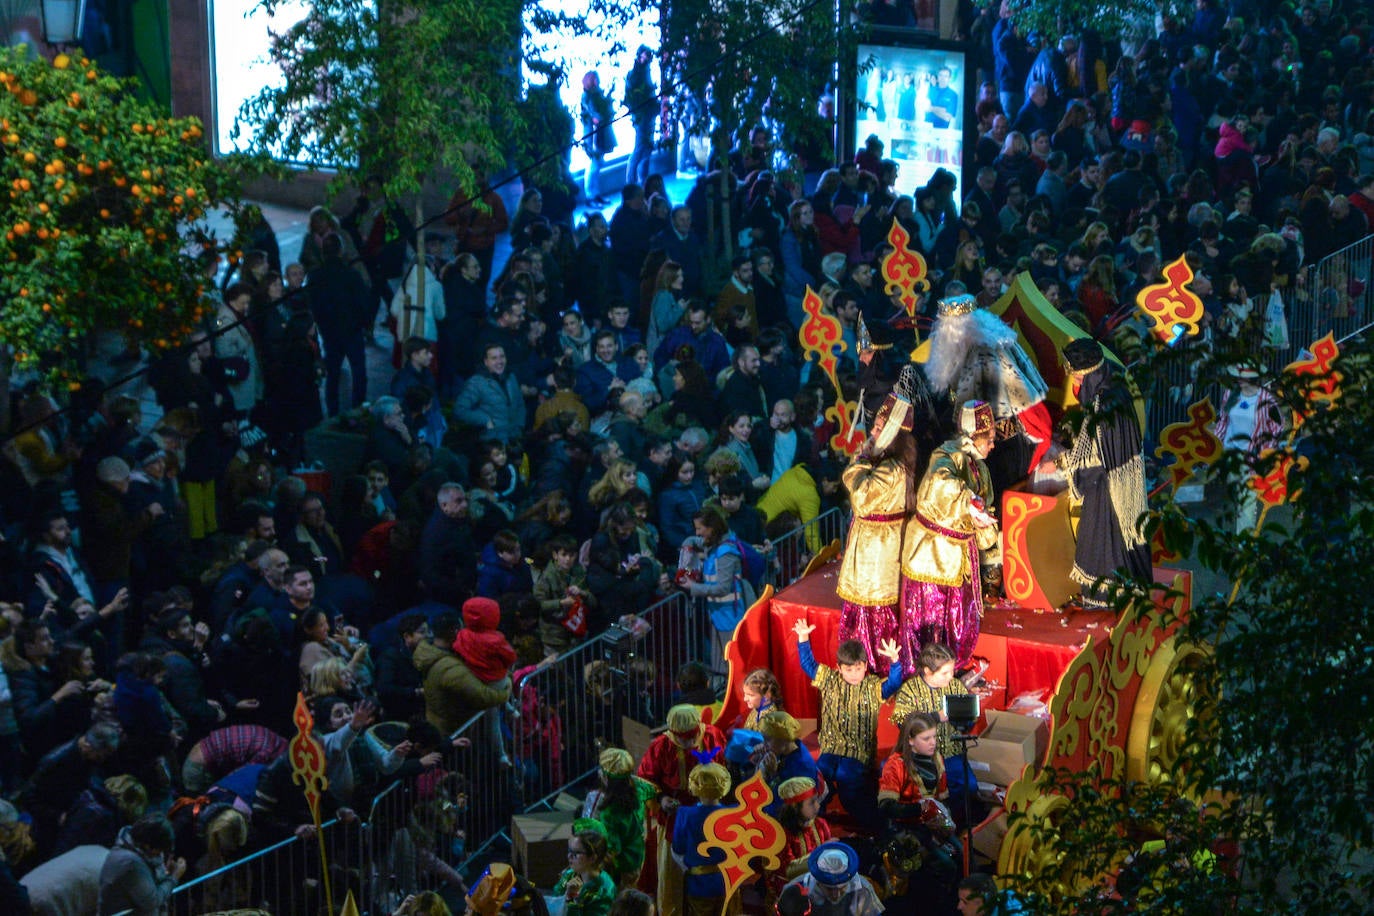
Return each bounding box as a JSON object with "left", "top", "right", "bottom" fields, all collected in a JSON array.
[{"left": 728, "top": 536, "right": 767, "bottom": 591}]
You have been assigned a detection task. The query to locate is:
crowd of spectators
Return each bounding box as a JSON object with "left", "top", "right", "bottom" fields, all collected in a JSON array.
[{"left": 0, "top": 1, "right": 1369, "bottom": 913}]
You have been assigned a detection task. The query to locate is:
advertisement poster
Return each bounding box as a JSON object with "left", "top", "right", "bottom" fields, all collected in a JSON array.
[{"left": 854, "top": 43, "right": 966, "bottom": 198}]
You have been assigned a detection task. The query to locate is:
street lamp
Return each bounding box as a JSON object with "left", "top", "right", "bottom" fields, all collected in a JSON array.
[{"left": 39, "top": 0, "right": 87, "bottom": 48}]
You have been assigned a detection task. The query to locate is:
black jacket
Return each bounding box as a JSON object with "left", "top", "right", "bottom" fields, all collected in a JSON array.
[
  {"left": 138, "top": 632, "right": 221, "bottom": 742},
  {"left": 417, "top": 509, "right": 477, "bottom": 608}
]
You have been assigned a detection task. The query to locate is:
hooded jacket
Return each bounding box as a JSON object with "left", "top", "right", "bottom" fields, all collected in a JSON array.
[{"left": 451, "top": 596, "right": 516, "bottom": 683}]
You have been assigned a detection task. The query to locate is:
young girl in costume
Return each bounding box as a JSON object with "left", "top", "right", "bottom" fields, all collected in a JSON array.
[
  {"left": 889, "top": 643, "right": 976, "bottom": 821},
  {"left": 767, "top": 776, "right": 833, "bottom": 907},
  {"left": 581, "top": 748, "right": 657, "bottom": 888}
]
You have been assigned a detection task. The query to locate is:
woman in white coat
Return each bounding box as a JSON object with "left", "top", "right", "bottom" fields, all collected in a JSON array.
[{"left": 214, "top": 282, "right": 264, "bottom": 414}]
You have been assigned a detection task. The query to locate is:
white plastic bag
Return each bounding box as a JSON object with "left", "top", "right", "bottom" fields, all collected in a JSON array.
[{"left": 1263, "top": 289, "right": 1289, "bottom": 350}]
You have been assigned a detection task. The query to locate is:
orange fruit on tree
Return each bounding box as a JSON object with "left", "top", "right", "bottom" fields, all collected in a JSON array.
[{"left": 53, "top": 53, "right": 70, "bottom": 69}]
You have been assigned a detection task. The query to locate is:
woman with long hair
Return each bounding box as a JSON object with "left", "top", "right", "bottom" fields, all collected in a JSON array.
[
  {"left": 647, "top": 260, "right": 686, "bottom": 355},
  {"left": 1079, "top": 220, "right": 1114, "bottom": 258},
  {"left": 1107, "top": 56, "right": 1138, "bottom": 134},
  {"left": 509, "top": 188, "right": 545, "bottom": 249},
  {"left": 663, "top": 358, "right": 718, "bottom": 431},
  {"left": 1077, "top": 254, "right": 1119, "bottom": 336},
  {"left": 588, "top": 459, "right": 641, "bottom": 513},
  {"left": 517, "top": 490, "right": 574, "bottom": 567},
  {"left": 656, "top": 453, "right": 705, "bottom": 562},
  {"left": 716, "top": 411, "right": 769, "bottom": 493},
  {"left": 837, "top": 368, "right": 925, "bottom": 676},
  {"left": 779, "top": 198, "right": 820, "bottom": 327},
  {"left": 297, "top": 610, "right": 368, "bottom": 693},
  {"left": 948, "top": 239, "right": 985, "bottom": 290},
  {"left": 683, "top": 507, "right": 753, "bottom": 659},
  {"left": 1052, "top": 100, "right": 1092, "bottom": 167},
  {"left": 993, "top": 131, "right": 1036, "bottom": 198}
]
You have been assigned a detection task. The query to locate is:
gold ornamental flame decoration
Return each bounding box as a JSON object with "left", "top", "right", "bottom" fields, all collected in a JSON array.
[
  {"left": 798, "top": 284, "right": 845, "bottom": 392},
  {"left": 880, "top": 220, "right": 929, "bottom": 317},
  {"left": 1283, "top": 332, "right": 1342, "bottom": 428},
  {"left": 698, "top": 771, "right": 785, "bottom": 913},
  {"left": 289, "top": 691, "right": 334, "bottom": 916},
  {"left": 1152, "top": 397, "right": 1223, "bottom": 492},
  {"left": 1136, "top": 255, "right": 1205, "bottom": 343},
  {"left": 826, "top": 398, "right": 865, "bottom": 457}
]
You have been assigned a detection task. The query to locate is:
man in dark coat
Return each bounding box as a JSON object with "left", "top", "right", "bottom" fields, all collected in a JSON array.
[
  {"left": 417, "top": 484, "right": 478, "bottom": 608},
  {"left": 649, "top": 205, "right": 704, "bottom": 296},
  {"left": 571, "top": 212, "right": 617, "bottom": 326},
  {"left": 717, "top": 345, "right": 768, "bottom": 420},
  {"left": 308, "top": 232, "right": 371, "bottom": 416},
  {"left": 139, "top": 607, "right": 225, "bottom": 743},
  {"left": 609, "top": 183, "right": 651, "bottom": 307}
]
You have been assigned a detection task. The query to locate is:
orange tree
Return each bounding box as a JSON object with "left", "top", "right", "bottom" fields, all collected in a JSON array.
[{"left": 0, "top": 45, "right": 243, "bottom": 381}]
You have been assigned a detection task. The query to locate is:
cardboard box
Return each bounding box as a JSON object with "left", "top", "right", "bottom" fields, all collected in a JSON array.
[
  {"left": 511, "top": 811, "right": 574, "bottom": 888},
  {"left": 621, "top": 716, "right": 664, "bottom": 765},
  {"left": 966, "top": 709, "right": 1049, "bottom": 787},
  {"left": 551, "top": 792, "right": 583, "bottom": 812},
  {"left": 971, "top": 808, "right": 1008, "bottom": 867}
]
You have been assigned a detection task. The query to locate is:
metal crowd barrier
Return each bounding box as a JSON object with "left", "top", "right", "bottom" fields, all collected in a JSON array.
[
  {"left": 766, "top": 506, "right": 849, "bottom": 584},
  {"left": 106, "top": 815, "right": 347, "bottom": 915},
  {"left": 113, "top": 508, "right": 851, "bottom": 914}
]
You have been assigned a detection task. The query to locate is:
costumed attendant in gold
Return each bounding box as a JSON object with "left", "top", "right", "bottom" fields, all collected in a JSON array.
[
  {"left": 898, "top": 400, "right": 999, "bottom": 668},
  {"left": 1047, "top": 338, "right": 1151, "bottom": 608},
  {"left": 836, "top": 365, "right": 923, "bottom": 676}
]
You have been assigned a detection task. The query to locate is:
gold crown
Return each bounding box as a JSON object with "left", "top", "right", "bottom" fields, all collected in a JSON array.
[{"left": 937, "top": 294, "right": 977, "bottom": 317}]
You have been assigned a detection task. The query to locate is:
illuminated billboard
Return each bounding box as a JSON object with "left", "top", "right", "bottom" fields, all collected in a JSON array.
[{"left": 854, "top": 42, "right": 967, "bottom": 198}]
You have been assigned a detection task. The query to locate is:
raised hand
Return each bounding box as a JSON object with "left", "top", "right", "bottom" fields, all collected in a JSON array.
[
  {"left": 876, "top": 638, "right": 900, "bottom": 663},
  {"left": 792, "top": 619, "right": 816, "bottom": 641}
]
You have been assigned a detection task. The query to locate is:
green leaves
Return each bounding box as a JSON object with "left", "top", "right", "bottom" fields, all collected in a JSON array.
[
  {"left": 0, "top": 47, "right": 244, "bottom": 380},
  {"left": 236, "top": 0, "right": 525, "bottom": 205}
]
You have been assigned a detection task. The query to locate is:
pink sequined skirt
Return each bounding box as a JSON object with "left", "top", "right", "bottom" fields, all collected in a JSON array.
[
  {"left": 838, "top": 600, "right": 899, "bottom": 676},
  {"left": 897, "top": 576, "right": 981, "bottom": 671}
]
